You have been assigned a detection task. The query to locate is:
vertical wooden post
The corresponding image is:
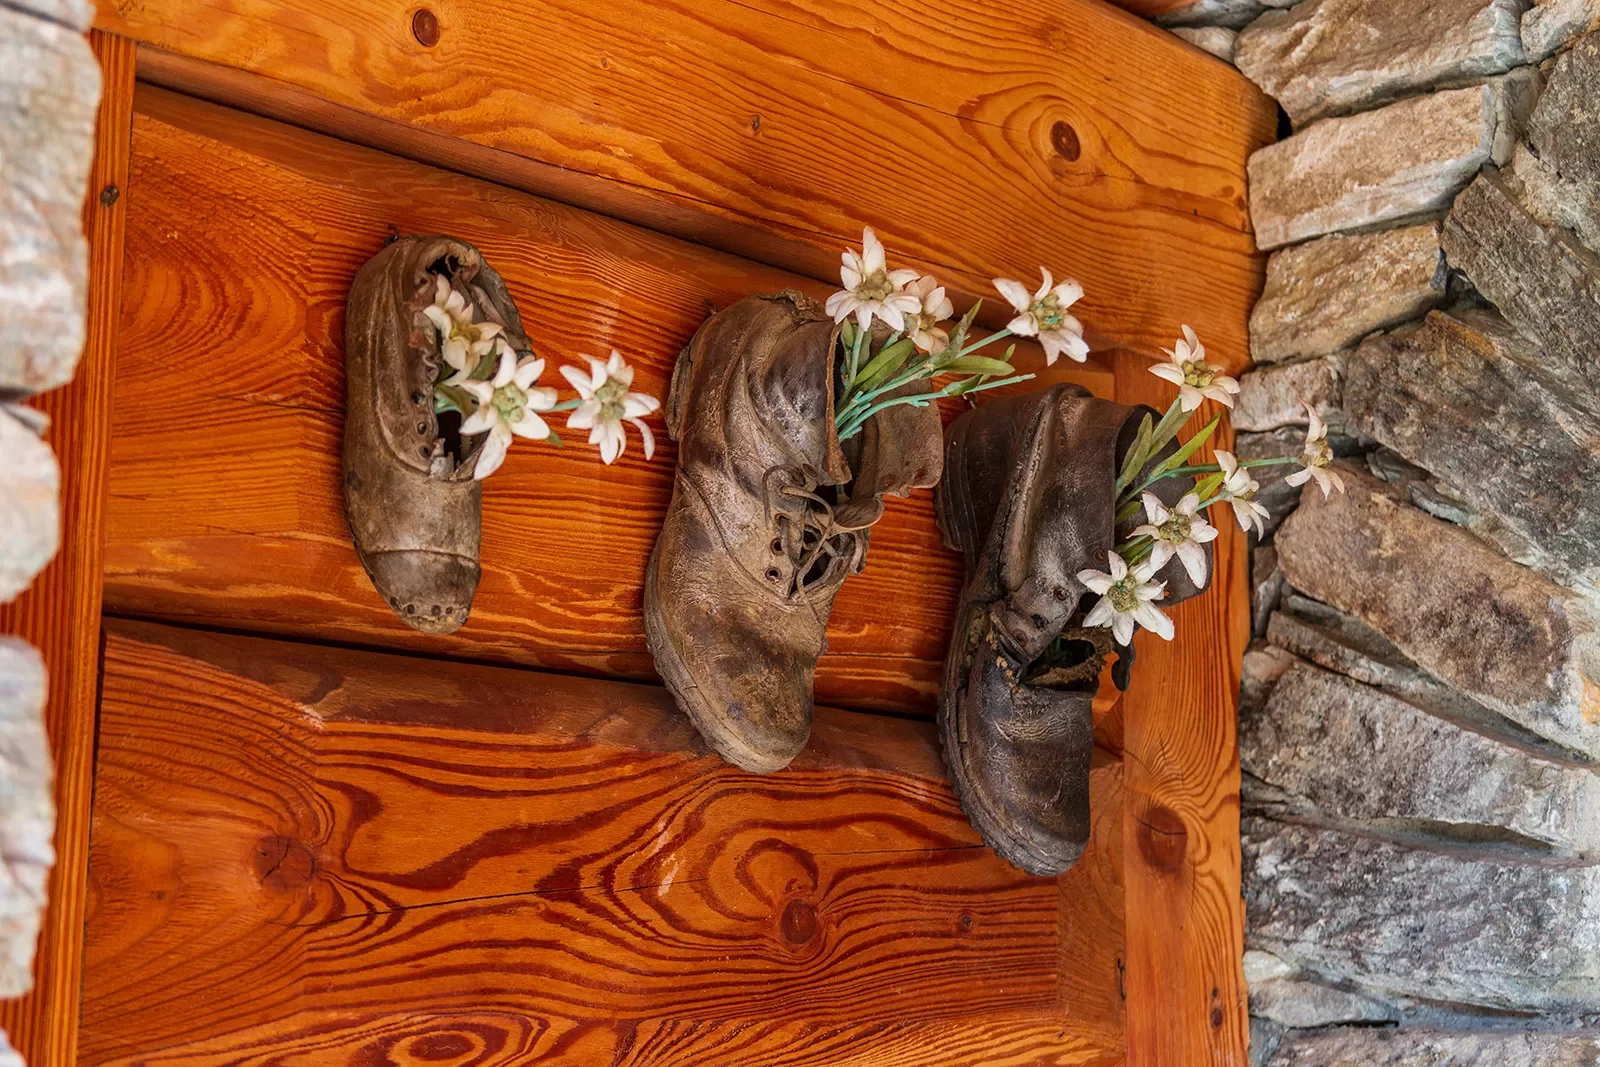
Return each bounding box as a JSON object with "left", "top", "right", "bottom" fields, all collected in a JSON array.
[
  {"left": 1115, "top": 349, "right": 1251, "bottom": 1066},
  {"left": 0, "top": 30, "right": 133, "bottom": 1065}
]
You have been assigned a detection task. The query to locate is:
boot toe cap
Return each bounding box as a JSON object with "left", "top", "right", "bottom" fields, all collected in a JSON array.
[{"left": 363, "top": 549, "right": 479, "bottom": 634}]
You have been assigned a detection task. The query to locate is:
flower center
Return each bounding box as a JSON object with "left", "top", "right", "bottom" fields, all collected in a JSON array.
[
  {"left": 595, "top": 377, "right": 628, "bottom": 422},
  {"left": 1302, "top": 438, "right": 1333, "bottom": 469},
  {"left": 1181, "top": 360, "right": 1216, "bottom": 388},
  {"left": 856, "top": 270, "right": 895, "bottom": 302},
  {"left": 1157, "top": 514, "right": 1192, "bottom": 545},
  {"left": 493, "top": 382, "right": 528, "bottom": 423},
  {"left": 1031, "top": 294, "right": 1068, "bottom": 331},
  {"left": 1107, "top": 577, "right": 1139, "bottom": 613}
]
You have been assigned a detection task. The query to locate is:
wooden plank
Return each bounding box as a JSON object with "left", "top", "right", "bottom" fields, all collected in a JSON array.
[
  {"left": 83, "top": 620, "right": 1126, "bottom": 1066},
  {"left": 93, "top": 0, "right": 1275, "bottom": 358},
  {"left": 1113, "top": 349, "right": 1250, "bottom": 1066},
  {"left": 0, "top": 29, "right": 133, "bottom": 1067},
  {"left": 101, "top": 87, "right": 1115, "bottom": 717}
]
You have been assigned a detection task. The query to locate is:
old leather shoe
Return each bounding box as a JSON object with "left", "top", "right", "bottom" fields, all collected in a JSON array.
[
  {"left": 344, "top": 235, "right": 532, "bottom": 634},
  {"left": 935, "top": 384, "right": 1210, "bottom": 875},
  {"left": 644, "top": 292, "right": 941, "bottom": 772}
]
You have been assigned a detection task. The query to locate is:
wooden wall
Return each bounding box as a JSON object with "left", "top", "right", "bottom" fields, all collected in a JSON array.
[{"left": 40, "top": 3, "right": 1274, "bottom": 1063}]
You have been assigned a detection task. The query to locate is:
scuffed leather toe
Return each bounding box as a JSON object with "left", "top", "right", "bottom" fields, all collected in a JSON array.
[
  {"left": 362, "top": 550, "right": 478, "bottom": 634},
  {"left": 951, "top": 633, "right": 1093, "bottom": 876}
]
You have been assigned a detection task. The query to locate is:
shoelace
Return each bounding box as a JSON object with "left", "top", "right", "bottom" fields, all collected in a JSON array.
[{"left": 763, "top": 465, "right": 870, "bottom": 602}]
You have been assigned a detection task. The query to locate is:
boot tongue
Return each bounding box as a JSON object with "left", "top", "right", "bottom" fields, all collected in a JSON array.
[{"left": 832, "top": 380, "right": 944, "bottom": 530}]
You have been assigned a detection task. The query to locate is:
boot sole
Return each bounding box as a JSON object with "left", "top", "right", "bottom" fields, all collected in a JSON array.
[
  {"left": 935, "top": 419, "right": 1073, "bottom": 878},
  {"left": 643, "top": 540, "right": 795, "bottom": 775}
]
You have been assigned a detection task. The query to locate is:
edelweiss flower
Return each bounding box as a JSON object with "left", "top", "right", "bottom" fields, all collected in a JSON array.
[
  {"left": 459, "top": 349, "right": 559, "bottom": 480},
  {"left": 1149, "top": 326, "right": 1240, "bottom": 411},
  {"left": 423, "top": 275, "right": 504, "bottom": 376},
  {"left": 561, "top": 350, "right": 661, "bottom": 465},
  {"left": 824, "top": 227, "right": 922, "bottom": 333},
  {"left": 1284, "top": 402, "right": 1346, "bottom": 498},
  {"left": 906, "top": 275, "right": 954, "bottom": 353},
  {"left": 992, "top": 268, "right": 1089, "bottom": 365},
  {"left": 1216, "top": 450, "right": 1270, "bottom": 536},
  {"left": 1133, "top": 491, "right": 1219, "bottom": 587},
  {"left": 1077, "top": 551, "right": 1174, "bottom": 646}
]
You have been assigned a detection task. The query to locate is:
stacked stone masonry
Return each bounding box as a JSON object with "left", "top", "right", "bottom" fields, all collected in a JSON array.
[
  {"left": 1166, "top": 0, "right": 1600, "bottom": 1060},
  {"left": 0, "top": 0, "right": 97, "bottom": 1062}
]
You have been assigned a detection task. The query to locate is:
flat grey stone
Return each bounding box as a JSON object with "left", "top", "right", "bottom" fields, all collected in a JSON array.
[
  {"left": 1234, "top": 357, "right": 1341, "bottom": 433},
  {"left": 1249, "top": 84, "right": 1501, "bottom": 250},
  {"left": 1269, "top": 1026, "right": 1600, "bottom": 1066},
  {"left": 1252, "top": 543, "right": 1283, "bottom": 638},
  {"left": 0, "top": 409, "right": 59, "bottom": 605},
  {"left": 1236, "top": 0, "right": 1524, "bottom": 127},
  {"left": 1244, "top": 818, "right": 1600, "bottom": 1012},
  {"left": 0, "top": 7, "right": 99, "bottom": 393},
  {"left": 0, "top": 638, "right": 50, "bottom": 1000},
  {"left": 1242, "top": 641, "right": 1299, "bottom": 716},
  {"left": 1508, "top": 32, "right": 1600, "bottom": 256},
  {"left": 1524, "top": 0, "right": 1600, "bottom": 59},
  {"left": 1249, "top": 224, "right": 1445, "bottom": 366},
  {"left": 1345, "top": 309, "right": 1600, "bottom": 590},
  {"left": 1249, "top": 1016, "right": 1284, "bottom": 1067},
  {"left": 1170, "top": 25, "right": 1238, "bottom": 62},
  {"left": 1275, "top": 468, "right": 1600, "bottom": 760},
  {"left": 1243, "top": 660, "right": 1600, "bottom": 853},
  {"left": 1443, "top": 169, "right": 1600, "bottom": 399},
  {"left": 1157, "top": 0, "right": 1280, "bottom": 29},
  {"left": 0, "top": 0, "right": 92, "bottom": 29}
]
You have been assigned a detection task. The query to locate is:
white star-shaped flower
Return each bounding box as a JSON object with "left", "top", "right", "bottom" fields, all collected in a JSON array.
[
  {"left": 423, "top": 274, "right": 504, "bottom": 377},
  {"left": 1076, "top": 551, "right": 1174, "bottom": 646},
  {"left": 905, "top": 274, "right": 954, "bottom": 354},
  {"left": 1216, "top": 450, "right": 1270, "bottom": 536},
  {"left": 1148, "top": 326, "right": 1240, "bottom": 411},
  {"left": 560, "top": 350, "right": 661, "bottom": 465},
  {"left": 1283, "top": 402, "right": 1346, "bottom": 498},
  {"left": 1132, "top": 491, "right": 1219, "bottom": 587},
  {"left": 993, "top": 268, "right": 1089, "bottom": 364},
  {"left": 824, "top": 227, "right": 922, "bottom": 333},
  {"left": 459, "top": 349, "right": 559, "bottom": 480}
]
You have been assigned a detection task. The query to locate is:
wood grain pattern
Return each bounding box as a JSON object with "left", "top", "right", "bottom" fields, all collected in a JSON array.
[
  {"left": 0, "top": 30, "right": 133, "bottom": 1067},
  {"left": 1113, "top": 349, "right": 1250, "bottom": 1066},
  {"left": 83, "top": 621, "right": 1126, "bottom": 1066},
  {"left": 102, "top": 88, "right": 1115, "bottom": 718},
  {"left": 93, "top": 0, "right": 1275, "bottom": 358}
]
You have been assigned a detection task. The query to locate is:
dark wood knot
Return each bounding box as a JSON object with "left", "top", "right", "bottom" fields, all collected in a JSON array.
[
  {"left": 1050, "top": 120, "right": 1081, "bottom": 162},
  {"left": 1135, "top": 805, "right": 1187, "bottom": 873},
  {"left": 781, "top": 898, "right": 818, "bottom": 945},
  {"left": 412, "top": 8, "right": 441, "bottom": 47},
  {"left": 252, "top": 834, "right": 315, "bottom": 891}
]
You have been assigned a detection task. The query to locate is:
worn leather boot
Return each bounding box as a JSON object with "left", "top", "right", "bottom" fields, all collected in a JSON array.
[
  {"left": 935, "top": 385, "right": 1210, "bottom": 875},
  {"left": 344, "top": 235, "right": 530, "bottom": 634},
  {"left": 644, "top": 292, "right": 942, "bottom": 772}
]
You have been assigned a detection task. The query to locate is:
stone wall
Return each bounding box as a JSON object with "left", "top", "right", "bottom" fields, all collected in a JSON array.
[
  {"left": 0, "top": 0, "right": 98, "bottom": 1062},
  {"left": 1165, "top": 1, "right": 1600, "bottom": 1063}
]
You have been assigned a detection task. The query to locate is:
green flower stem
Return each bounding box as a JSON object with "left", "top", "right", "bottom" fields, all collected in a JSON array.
[
  {"left": 550, "top": 398, "right": 583, "bottom": 412},
  {"left": 1145, "top": 455, "right": 1300, "bottom": 481},
  {"left": 836, "top": 372, "right": 1035, "bottom": 441},
  {"left": 949, "top": 327, "right": 1014, "bottom": 358}
]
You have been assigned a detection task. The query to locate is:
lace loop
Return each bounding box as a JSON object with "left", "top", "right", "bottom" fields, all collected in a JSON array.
[{"left": 763, "top": 465, "right": 868, "bottom": 601}]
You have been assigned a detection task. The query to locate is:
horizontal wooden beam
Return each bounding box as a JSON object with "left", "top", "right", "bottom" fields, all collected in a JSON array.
[
  {"left": 84, "top": 620, "right": 1126, "bottom": 1065},
  {"left": 102, "top": 86, "right": 1118, "bottom": 718},
  {"left": 93, "top": 0, "right": 1275, "bottom": 359}
]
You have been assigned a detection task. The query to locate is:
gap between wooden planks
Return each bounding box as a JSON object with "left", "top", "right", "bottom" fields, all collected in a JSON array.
[
  {"left": 83, "top": 619, "right": 1127, "bottom": 1066},
  {"left": 0, "top": 31, "right": 133, "bottom": 1067},
  {"left": 93, "top": 0, "right": 1276, "bottom": 358},
  {"left": 101, "top": 85, "right": 1117, "bottom": 721}
]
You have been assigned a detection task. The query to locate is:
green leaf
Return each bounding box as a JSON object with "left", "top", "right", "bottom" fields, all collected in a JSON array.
[
  {"left": 939, "top": 355, "right": 1015, "bottom": 376},
  {"left": 542, "top": 428, "right": 564, "bottom": 447},
  {"left": 1115, "top": 497, "right": 1142, "bottom": 525},
  {"left": 1115, "top": 414, "right": 1155, "bottom": 492},
  {"left": 853, "top": 336, "right": 916, "bottom": 388},
  {"left": 433, "top": 383, "right": 474, "bottom": 416},
  {"left": 1148, "top": 412, "right": 1223, "bottom": 482},
  {"left": 839, "top": 319, "right": 857, "bottom": 349}
]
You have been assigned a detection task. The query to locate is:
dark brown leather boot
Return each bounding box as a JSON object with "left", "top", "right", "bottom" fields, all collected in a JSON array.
[
  {"left": 644, "top": 292, "right": 942, "bottom": 772},
  {"left": 935, "top": 385, "right": 1210, "bottom": 875},
  {"left": 344, "top": 235, "right": 531, "bottom": 634}
]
